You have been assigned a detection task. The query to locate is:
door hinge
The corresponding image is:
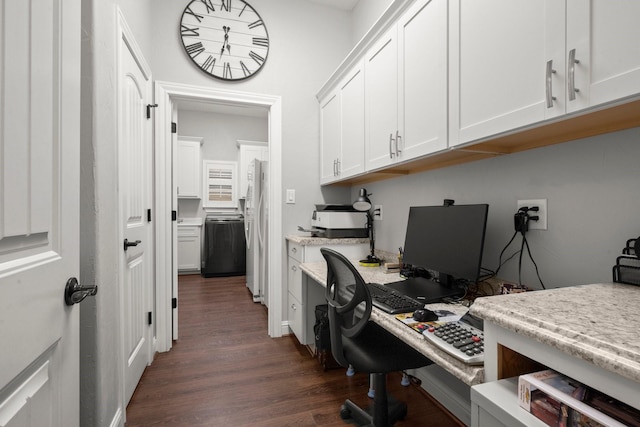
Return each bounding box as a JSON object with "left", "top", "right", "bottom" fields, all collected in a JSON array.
[
  {"left": 146, "top": 103, "right": 158, "bottom": 119},
  {"left": 171, "top": 122, "right": 177, "bottom": 133},
  {"left": 172, "top": 210, "right": 177, "bottom": 221},
  {"left": 147, "top": 208, "right": 152, "bottom": 222},
  {"left": 147, "top": 311, "right": 153, "bottom": 325},
  {"left": 172, "top": 298, "right": 177, "bottom": 309}
]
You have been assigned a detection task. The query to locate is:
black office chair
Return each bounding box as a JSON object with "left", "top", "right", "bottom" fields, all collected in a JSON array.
[{"left": 320, "top": 247, "right": 433, "bottom": 427}]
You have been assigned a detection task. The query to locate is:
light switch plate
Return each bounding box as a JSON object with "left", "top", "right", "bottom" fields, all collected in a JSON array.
[{"left": 286, "top": 189, "right": 295, "bottom": 204}]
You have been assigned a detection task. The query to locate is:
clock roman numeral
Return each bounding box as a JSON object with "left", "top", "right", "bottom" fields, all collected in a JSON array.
[
  {"left": 202, "top": 55, "right": 216, "bottom": 73},
  {"left": 200, "top": 0, "right": 215, "bottom": 13},
  {"left": 186, "top": 42, "right": 205, "bottom": 58},
  {"left": 184, "top": 6, "right": 204, "bottom": 23},
  {"left": 248, "top": 19, "right": 263, "bottom": 29},
  {"left": 240, "top": 61, "right": 250, "bottom": 77},
  {"left": 221, "top": 0, "right": 231, "bottom": 12},
  {"left": 181, "top": 25, "right": 200, "bottom": 37},
  {"left": 239, "top": 3, "right": 247, "bottom": 16},
  {"left": 223, "top": 62, "right": 232, "bottom": 79},
  {"left": 249, "top": 51, "right": 265, "bottom": 65},
  {"left": 252, "top": 37, "right": 269, "bottom": 48}
]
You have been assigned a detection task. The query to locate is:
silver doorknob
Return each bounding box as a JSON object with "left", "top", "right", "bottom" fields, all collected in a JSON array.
[{"left": 64, "top": 277, "right": 98, "bottom": 306}]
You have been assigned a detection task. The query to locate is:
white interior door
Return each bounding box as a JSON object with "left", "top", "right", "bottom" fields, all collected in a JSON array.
[
  {"left": 0, "top": 0, "right": 81, "bottom": 426},
  {"left": 117, "top": 16, "right": 153, "bottom": 405}
]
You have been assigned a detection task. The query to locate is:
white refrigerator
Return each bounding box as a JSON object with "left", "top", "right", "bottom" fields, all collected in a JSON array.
[{"left": 244, "top": 159, "right": 268, "bottom": 304}]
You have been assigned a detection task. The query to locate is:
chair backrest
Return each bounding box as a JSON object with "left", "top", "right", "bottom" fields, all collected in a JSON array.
[{"left": 320, "top": 247, "right": 372, "bottom": 367}]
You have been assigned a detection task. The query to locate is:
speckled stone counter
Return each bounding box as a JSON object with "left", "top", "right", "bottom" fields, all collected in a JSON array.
[
  {"left": 470, "top": 283, "right": 640, "bottom": 385},
  {"left": 300, "top": 260, "right": 485, "bottom": 386},
  {"left": 286, "top": 234, "right": 370, "bottom": 246}
]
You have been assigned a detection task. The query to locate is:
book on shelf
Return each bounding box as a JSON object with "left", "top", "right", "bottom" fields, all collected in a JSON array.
[{"left": 518, "top": 370, "right": 629, "bottom": 427}]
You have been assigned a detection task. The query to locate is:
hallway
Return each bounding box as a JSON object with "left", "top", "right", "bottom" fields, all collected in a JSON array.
[{"left": 125, "top": 274, "right": 462, "bottom": 426}]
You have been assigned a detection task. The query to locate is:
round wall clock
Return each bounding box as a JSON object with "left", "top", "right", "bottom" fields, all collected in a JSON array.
[{"left": 180, "top": 0, "right": 270, "bottom": 81}]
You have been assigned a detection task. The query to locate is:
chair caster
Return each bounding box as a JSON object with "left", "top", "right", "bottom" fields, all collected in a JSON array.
[{"left": 340, "top": 404, "right": 351, "bottom": 420}]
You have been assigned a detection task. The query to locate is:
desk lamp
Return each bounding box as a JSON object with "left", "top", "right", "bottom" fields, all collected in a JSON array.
[{"left": 353, "top": 188, "right": 382, "bottom": 266}]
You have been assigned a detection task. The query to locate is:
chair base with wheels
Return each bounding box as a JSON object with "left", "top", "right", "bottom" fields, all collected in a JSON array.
[{"left": 341, "top": 373, "right": 407, "bottom": 426}]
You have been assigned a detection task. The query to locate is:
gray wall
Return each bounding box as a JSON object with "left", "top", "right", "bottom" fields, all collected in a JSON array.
[{"left": 352, "top": 127, "right": 640, "bottom": 289}]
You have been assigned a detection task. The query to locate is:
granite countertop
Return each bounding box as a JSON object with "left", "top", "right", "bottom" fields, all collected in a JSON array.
[
  {"left": 300, "top": 260, "right": 485, "bottom": 386},
  {"left": 286, "top": 234, "right": 369, "bottom": 246},
  {"left": 470, "top": 283, "right": 640, "bottom": 384}
]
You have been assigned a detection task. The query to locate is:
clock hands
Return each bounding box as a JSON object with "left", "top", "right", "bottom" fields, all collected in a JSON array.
[{"left": 220, "top": 26, "right": 231, "bottom": 58}]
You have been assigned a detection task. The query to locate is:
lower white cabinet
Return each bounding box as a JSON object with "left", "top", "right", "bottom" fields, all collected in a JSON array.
[
  {"left": 178, "top": 224, "right": 201, "bottom": 273},
  {"left": 286, "top": 238, "right": 368, "bottom": 345}
]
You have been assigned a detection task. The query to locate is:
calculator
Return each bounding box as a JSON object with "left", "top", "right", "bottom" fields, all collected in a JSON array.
[{"left": 422, "top": 311, "right": 484, "bottom": 365}]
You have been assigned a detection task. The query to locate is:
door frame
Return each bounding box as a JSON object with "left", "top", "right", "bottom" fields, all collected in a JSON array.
[{"left": 153, "top": 81, "right": 283, "bottom": 352}]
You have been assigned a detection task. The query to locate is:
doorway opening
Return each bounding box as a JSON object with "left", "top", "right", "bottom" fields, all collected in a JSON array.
[{"left": 153, "top": 81, "right": 283, "bottom": 353}]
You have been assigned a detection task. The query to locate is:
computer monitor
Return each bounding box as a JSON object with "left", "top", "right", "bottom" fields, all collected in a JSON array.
[{"left": 402, "top": 204, "right": 489, "bottom": 284}]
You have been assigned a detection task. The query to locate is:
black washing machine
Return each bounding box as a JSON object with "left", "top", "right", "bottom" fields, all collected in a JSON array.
[{"left": 201, "top": 216, "right": 246, "bottom": 277}]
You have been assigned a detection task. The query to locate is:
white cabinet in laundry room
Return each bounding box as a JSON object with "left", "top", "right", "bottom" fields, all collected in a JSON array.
[
  {"left": 365, "top": 0, "right": 448, "bottom": 171},
  {"left": 177, "top": 136, "right": 203, "bottom": 198}
]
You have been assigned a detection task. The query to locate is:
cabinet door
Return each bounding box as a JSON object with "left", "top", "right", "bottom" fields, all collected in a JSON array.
[
  {"left": 177, "top": 227, "right": 201, "bottom": 271},
  {"left": 449, "top": 0, "right": 563, "bottom": 147},
  {"left": 319, "top": 90, "right": 341, "bottom": 184},
  {"left": 398, "top": 0, "right": 449, "bottom": 159},
  {"left": 177, "top": 137, "right": 202, "bottom": 198},
  {"left": 566, "top": 0, "right": 640, "bottom": 113},
  {"left": 339, "top": 62, "right": 365, "bottom": 179},
  {"left": 365, "top": 25, "right": 399, "bottom": 171}
]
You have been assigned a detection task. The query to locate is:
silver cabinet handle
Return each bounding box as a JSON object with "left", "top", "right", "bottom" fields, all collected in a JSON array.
[
  {"left": 291, "top": 265, "right": 297, "bottom": 271},
  {"left": 336, "top": 158, "right": 341, "bottom": 175},
  {"left": 545, "top": 60, "right": 557, "bottom": 108},
  {"left": 291, "top": 247, "right": 297, "bottom": 253},
  {"left": 389, "top": 133, "right": 395, "bottom": 159},
  {"left": 332, "top": 159, "right": 337, "bottom": 176},
  {"left": 291, "top": 303, "right": 297, "bottom": 310},
  {"left": 568, "top": 48, "right": 580, "bottom": 101},
  {"left": 395, "top": 130, "right": 402, "bottom": 155}
]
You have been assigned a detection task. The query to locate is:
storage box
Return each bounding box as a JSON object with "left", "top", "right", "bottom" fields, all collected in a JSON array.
[{"left": 518, "top": 370, "right": 626, "bottom": 427}]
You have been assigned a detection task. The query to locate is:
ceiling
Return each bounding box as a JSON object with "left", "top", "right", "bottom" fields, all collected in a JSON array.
[{"left": 305, "top": 0, "right": 360, "bottom": 11}]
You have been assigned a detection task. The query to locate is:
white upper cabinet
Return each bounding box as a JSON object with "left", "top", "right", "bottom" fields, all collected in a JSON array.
[
  {"left": 365, "top": 25, "right": 399, "bottom": 171},
  {"left": 566, "top": 1, "right": 640, "bottom": 112},
  {"left": 449, "top": 0, "right": 563, "bottom": 147},
  {"left": 177, "top": 136, "right": 203, "bottom": 198},
  {"left": 398, "top": 0, "right": 448, "bottom": 160},
  {"left": 365, "top": 0, "right": 448, "bottom": 171},
  {"left": 450, "top": 0, "right": 640, "bottom": 148},
  {"left": 320, "top": 60, "right": 365, "bottom": 184}
]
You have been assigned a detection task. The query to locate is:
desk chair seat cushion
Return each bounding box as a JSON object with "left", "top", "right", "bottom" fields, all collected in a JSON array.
[{"left": 343, "top": 321, "right": 431, "bottom": 374}]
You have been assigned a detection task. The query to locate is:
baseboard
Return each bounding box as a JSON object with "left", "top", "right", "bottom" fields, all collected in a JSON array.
[
  {"left": 109, "top": 407, "right": 123, "bottom": 427},
  {"left": 280, "top": 320, "right": 291, "bottom": 337},
  {"left": 408, "top": 365, "right": 471, "bottom": 426}
]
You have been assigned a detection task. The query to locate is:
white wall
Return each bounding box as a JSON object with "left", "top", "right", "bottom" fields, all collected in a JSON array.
[
  {"left": 353, "top": 126, "right": 640, "bottom": 289},
  {"left": 149, "top": 0, "right": 354, "bottom": 231},
  {"left": 351, "top": 0, "right": 394, "bottom": 44}
]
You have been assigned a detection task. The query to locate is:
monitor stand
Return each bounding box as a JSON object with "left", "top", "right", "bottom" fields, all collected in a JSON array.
[{"left": 385, "top": 276, "right": 464, "bottom": 303}]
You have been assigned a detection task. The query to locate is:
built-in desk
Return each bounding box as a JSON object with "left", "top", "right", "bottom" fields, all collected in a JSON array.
[
  {"left": 300, "top": 260, "right": 484, "bottom": 386},
  {"left": 470, "top": 283, "right": 640, "bottom": 426}
]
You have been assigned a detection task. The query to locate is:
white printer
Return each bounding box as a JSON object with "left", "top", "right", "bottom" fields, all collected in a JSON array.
[{"left": 310, "top": 205, "right": 368, "bottom": 238}]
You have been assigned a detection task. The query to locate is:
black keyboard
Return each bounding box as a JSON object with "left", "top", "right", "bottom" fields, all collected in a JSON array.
[{"left": 366, "top": 282, "right": 424, "bottom": 314}]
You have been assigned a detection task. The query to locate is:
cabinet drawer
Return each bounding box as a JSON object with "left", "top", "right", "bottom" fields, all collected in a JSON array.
[
  {"left": 288, "top": 242, "right": 303, "bottom": 262},
  {"left": 288, "top": 292, "right": 305, "bottom": 344},
  {"left": 288, "top": 257, "right": 303, "bottom": 302},
  {"left": 177, "top": 226, "right": 200, "bottom": 238}
]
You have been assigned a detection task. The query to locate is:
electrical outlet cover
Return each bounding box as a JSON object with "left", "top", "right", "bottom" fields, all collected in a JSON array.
[{"left": 516, "top": 199, "right": 547, "bottom": 230}]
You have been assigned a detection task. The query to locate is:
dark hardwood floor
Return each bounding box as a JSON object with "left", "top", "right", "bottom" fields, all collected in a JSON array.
[{"left": 125, "top": 274, "right": 464, "bottom": 426}]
